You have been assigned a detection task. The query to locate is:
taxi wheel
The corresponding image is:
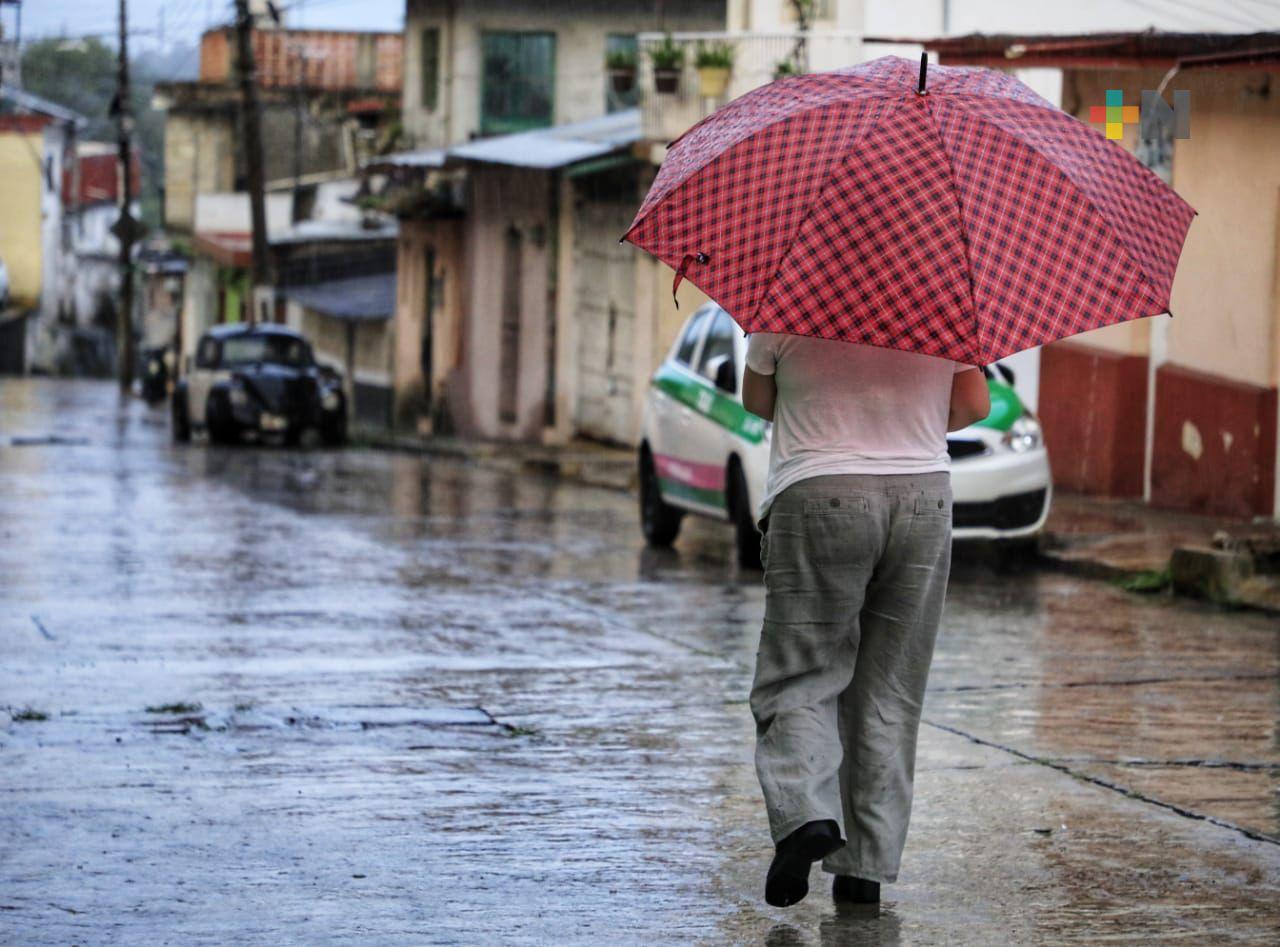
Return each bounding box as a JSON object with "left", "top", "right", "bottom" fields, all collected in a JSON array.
[
  {"left": 728, "top": 462, "right": 762, "bottom": 571},
  {"left": 639, "top": 450, "right": 682, "bottom": 547}
]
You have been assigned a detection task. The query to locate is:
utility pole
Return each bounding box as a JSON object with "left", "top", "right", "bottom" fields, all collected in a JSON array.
[
  {"left": 234, "top": 0, "right": 270, "bottom": 324},
  {"left": 115, "top": 0, "right": 136, "bottom": 390}
]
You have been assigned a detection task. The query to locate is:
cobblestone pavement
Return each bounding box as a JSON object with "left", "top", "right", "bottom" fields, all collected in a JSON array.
[{"left": 2, "top": 380, "right": 1277, "bottom": 945}]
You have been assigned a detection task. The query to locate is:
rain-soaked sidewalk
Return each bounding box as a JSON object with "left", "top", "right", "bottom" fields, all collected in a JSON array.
[{"left": 2, "top": 379, "right": 1278, "bottom": 945}]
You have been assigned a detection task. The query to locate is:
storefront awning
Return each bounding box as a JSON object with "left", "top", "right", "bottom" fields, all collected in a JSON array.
[{"left": 281, "top": 272, "right": 395, "bottom": 321}]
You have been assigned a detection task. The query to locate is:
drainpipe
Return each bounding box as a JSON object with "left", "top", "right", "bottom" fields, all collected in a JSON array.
[{"left": 543, "top": 169, "right": 559, "bottom": 432}]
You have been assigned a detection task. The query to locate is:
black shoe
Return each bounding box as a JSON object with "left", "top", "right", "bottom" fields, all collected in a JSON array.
[
  {"left": 765, "top": 820, "right": 844, "bottom": 907},
  {"left": 832, "top": 875, "right": 880, "bottom": 904}
]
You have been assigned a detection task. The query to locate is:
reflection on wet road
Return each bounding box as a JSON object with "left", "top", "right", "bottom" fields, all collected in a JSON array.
[{"left": 2, "top": 380, "right": 1277, "bottom": 944}]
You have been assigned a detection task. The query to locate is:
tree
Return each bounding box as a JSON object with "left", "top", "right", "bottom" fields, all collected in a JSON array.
[{"left": 20, "top": 36, "right": 192, "bottom": 227}]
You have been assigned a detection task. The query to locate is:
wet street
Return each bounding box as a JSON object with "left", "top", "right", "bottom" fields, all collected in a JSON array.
[{"left": 2, "top": 379, "right": 1278, "bottom": 945}]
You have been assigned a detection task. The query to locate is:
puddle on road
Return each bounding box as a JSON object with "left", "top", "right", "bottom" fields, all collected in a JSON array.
[{"left": 133, "top": 703, "right": 520, "bottom": 737}]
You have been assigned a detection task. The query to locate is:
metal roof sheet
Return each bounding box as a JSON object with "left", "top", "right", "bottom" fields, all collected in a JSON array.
[
  {"left": 447, "top": 108, "right": 641, "bottom": 169},
  {"left": 0, "top": 84, "right": 87, "bottom": 127},
  {"left": 363, "top": 147, "right": 448, "bottom": 171}
]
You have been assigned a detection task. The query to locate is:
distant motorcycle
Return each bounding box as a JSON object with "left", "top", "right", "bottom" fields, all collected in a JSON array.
[{"left": 141, "top": 346, "right": 169, "bottom": 405}]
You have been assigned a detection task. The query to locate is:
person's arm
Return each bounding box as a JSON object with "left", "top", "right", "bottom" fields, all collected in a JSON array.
[
  {"left": 948, "top": 367, "right": 990, "bottom": 432},
  {"left": 743, "top": 333, "right": 780, "bottom": 421},
  {"left": 743, "top": 367, "right": 776, "bottom": 422}
]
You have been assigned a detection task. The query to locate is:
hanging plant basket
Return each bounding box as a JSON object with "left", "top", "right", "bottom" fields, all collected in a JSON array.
[
  {"left": 697, "top": 66, "right": 731, "bottom": 98},
  {"left": 609, "top": 66, "right": 636, "bottom": 94},
  {"left": 653, "top": 68, "right": 682, "bottom": 94}
]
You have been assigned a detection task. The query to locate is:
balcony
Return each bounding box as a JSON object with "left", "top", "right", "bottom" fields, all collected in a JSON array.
[{"left": 636, "top": 31, "right": 864, "bottom": 148}]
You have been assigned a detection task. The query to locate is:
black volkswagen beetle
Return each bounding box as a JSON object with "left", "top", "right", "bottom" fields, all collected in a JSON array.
[{"left": 172, "top": 324, "right": 347, "bottom": 446}]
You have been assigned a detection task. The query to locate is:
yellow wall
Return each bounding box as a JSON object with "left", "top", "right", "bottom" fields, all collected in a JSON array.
[
  {"left": 1166, "top": 81, "right": 1280, "bottom": 390},
  {"left": 1063, "top": 69, "right": 1280, "bottom": 386},
  {"left": 0, "top": 132, "right": 45, "bottom": 306}
]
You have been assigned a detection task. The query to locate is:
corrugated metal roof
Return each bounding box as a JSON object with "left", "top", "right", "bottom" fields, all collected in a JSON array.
[
  {"left": 270, "top": 218, "right": 399, "bottom": 245},
  {"left": 363, "top": 147, "right": 448, "bottom": 171},
  {"left": 0, "top": 84, "right": 87, "bottom": 127},
  {"left": 368, "top": 108, "right": 642, "bottom": 172},
  {"left": 281, "top": 272, "right": 396, "bottom": 321},
  {"left": 448, "top": 108, "right": 641, "bottom": 169}
]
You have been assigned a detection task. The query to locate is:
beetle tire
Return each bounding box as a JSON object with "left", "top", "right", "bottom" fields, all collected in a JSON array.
[{"left": 206, "top": 390, "right": 238, "bottom": 445}]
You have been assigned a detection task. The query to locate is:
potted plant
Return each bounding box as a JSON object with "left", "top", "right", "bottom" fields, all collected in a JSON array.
[
  {"left": 694, "top": 41, "right": 734, "bottom": 98},
  {"left": 649, "top": 34, "right": 685, "bottom": 94},
  {"left": 606, "top": 48, "right": 637, "bottom": 95},
  {"left": 772, "top": 58, "right": 801, "bottom": 81}
]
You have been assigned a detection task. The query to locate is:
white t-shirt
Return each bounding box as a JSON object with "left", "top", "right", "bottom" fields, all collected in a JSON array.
[{"left": 745, "top": 332, "right": 974, "bottom": 522}]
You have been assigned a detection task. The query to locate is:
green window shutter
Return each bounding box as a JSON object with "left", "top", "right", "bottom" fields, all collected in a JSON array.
[
  {"left": 421, "top": 27, "right": 440, "bottom": 111},
  {"left": 480, "top": 31, "right": 555, "bottom": 135}
]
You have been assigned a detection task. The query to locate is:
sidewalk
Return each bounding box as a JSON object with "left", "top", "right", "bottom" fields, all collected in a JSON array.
[
  {"left": 1041, "top": 492, "right": 1280, "bottom": 612},
  {"left": 357, "top": 427, "right": 1280, "bottom": 613},
  {"left": 354, "top": 427, "right": 639, "bottom": 492}
]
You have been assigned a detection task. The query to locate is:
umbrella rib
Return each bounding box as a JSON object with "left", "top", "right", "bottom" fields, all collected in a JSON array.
[
  {"left": 942, "top": 94, "right": 1177, "bottom": 309},
  {"left": 918, "top": 96, "right": 986, "bottom": 365},
  {"left": 745, "top": 94, "right": 910, "bottom": 330},
  {"left": 622, "top": 89, "right": 902, "bottom": 244}
]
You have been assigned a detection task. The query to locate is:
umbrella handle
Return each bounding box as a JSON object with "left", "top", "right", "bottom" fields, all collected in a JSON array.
[
  {"left": 673, "top": 252, "right": 709, "bottom": 308},
  {"left": 917, "top": 52, "right": 928, "bottom": 95}
]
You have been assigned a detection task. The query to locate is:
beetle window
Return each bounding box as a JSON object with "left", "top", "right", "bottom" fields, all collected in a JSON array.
[
  {"left": 196, "top": 337, "right": 220, "bottom": 369},
  {"left": 221, "top": 335, "right": 313, "bottom": 368},
  {"left": 697, "top": 311, "right": 737, "bottom": 380},
  {"left": 674, "top": 309, "right": 711, "bottom": 367}
]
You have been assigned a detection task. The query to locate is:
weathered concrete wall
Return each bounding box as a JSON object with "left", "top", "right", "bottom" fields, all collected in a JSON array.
[
  {"left": 393, "top": 216, "right": 465, "bottom": 432},
  {"left": 1040, "top": 67, "right": 1280, "bottom": 518},
  {"left": 402, "top": 0, "right": 725, "bottom": 148},
  {"left": 164, "top": 112, "right": 237, "bottom": 234},
  {"left": 459, "top": 165, "right": 552, "bottom": 440},
  {"left": 164, "top": 103, "right": 358, "bottom": 234}
]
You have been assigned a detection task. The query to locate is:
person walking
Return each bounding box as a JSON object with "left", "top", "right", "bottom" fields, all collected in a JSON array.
[
  {"left": 618, "top": 53, "right": 1194, "bottom": 904},
  {"left": 741, "top": 333, "right": 990, "bottom": 907}
]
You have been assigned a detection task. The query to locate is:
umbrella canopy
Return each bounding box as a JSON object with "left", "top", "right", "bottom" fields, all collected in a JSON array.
[{"left": 620, "top": 55, "right": 1196, "bottom": 365}]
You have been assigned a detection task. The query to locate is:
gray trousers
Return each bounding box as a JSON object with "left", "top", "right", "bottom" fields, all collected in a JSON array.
[{"left": 749, "top": 472, "right": 952, "bottom": 884}]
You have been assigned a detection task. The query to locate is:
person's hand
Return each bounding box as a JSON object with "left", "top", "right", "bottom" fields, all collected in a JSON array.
[{"left": 947, "top": 367, "right": 990, "bottom": 431}]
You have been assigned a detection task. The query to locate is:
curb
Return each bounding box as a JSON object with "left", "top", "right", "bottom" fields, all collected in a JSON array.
[{"left": 353, "top": 428, "right": 639, "bottom": 494}]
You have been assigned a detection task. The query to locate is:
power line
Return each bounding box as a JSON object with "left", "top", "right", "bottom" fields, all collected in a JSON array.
[
  {"left": 1154, "top": 0, "right": 1271, "bottom": 29},
  {"left": 1118, "top": 0, "right": 1262, "bottom": 30}
]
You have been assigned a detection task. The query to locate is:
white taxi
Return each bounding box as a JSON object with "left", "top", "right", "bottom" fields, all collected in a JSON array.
[{"left": 638, "top": 302, "right": 1053, "bottom": 567}]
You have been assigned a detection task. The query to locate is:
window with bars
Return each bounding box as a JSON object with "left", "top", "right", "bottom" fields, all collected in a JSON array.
[{"left": 480, "top": 31, "right": 555, "bottom": 135}]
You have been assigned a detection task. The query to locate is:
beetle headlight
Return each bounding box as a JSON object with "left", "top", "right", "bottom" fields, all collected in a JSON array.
[
  {"left": 321, "top": 389, "right": 341, "bottom": 411},
  {"left": 229, "top": 381, "right": 248, "bottom": 407},
  {"left": 1002, "top": 415, "right": 1042, "bottom": 453}
]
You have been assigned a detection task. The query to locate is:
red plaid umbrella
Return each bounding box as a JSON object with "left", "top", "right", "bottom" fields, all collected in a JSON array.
[{"left": 620, "top": 55, "right": 1196, "bottom": 364}]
